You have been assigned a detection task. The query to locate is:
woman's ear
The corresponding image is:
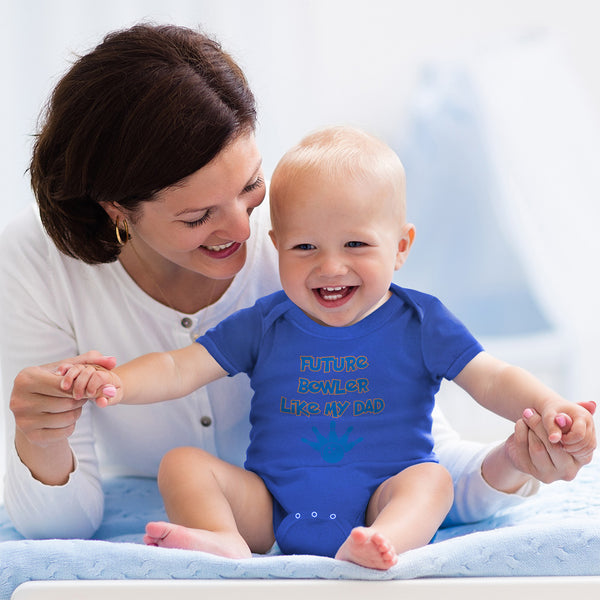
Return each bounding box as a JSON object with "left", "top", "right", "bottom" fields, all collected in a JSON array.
[
  {"left": 99, "top": 201, "right": 126, "bottom": 223},
  {"left": 395, "top": 223, "right": 416, "bottom": 270}
]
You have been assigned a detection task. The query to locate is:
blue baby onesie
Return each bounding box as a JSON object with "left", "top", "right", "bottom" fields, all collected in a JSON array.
[{"left": 197, "top": 285, "right": 483, "bottom": 557}]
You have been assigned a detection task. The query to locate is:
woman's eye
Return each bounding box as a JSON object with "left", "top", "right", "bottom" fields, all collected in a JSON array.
[
  {"left": 183, "top": 211, "right": 212, "bottom": 228},
  {"left": 346, "top": 241, "right": 366, "bottom": 248},
  {"left": 243, "top": 176, "right": 264, "bottom": 194}
]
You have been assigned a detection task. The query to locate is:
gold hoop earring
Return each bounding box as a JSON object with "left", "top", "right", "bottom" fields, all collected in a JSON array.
[{"left": 115, "top": 217, "right": 129, "bottom": 246}]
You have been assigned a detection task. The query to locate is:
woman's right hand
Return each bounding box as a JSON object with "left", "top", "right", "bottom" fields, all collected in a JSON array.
[
  {"left": 9, "top": 351, "right": 116, "bottom": 485},
  {"left": 10, "top": 351, "right": 117, "bottom": 448},
  {"left": 10, "top": 351, "right": 116, "bottom": 447}
]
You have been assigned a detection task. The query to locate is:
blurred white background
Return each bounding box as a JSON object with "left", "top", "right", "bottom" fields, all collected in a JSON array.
[
  {"left": 2, "top": 0, "right": 600, "bottom": 486},
  {"left": 3, "top": 0, "right": 600, "bottom": 224}
]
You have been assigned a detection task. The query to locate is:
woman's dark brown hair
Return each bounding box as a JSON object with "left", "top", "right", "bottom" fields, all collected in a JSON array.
[{"left": 31, "top": 23, "right": 257, "bottom": 263}]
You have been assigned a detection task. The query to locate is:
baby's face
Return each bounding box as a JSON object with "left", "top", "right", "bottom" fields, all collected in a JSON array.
[{"left": 270, "top": 171, "right": 413, "bottom": 327}]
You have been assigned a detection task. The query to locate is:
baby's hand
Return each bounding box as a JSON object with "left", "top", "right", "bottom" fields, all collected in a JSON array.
[
  {"left": 57, "top": 362, "right": 121, "bottom": 408},
  {"left": 532, "top": 401, "right": 596, "bottom": 460}
]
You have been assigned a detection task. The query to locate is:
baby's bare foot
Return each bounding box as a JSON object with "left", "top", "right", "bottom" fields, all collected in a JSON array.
[
  {"left": 335, "top": 526, "right": 398, "bottom": 570},
  {"left": 144, "top": 521, "right": 251, "bottom": 559}
]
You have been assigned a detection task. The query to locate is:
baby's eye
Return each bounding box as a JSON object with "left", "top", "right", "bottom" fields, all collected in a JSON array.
[
  {"left": 346, "top": 241, "right": 366, "bottom": 248},
  {"left": 294, "top": 243, "right": 316, "bottom": 251}
]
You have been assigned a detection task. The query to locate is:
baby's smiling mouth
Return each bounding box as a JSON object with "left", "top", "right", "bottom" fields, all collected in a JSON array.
[{"left": 316, "top": 286, "right": 356, "bottom": 301}]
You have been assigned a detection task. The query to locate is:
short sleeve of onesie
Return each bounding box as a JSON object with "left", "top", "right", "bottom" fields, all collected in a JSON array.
[
  {"left": 402, "top": 290, "right": 483, "bottom": 381},
  {"left": 196, "top": 291, "right": 287, "bottom": 377}
]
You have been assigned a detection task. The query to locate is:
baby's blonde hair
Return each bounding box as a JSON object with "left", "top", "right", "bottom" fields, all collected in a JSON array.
[{"left": 270, "top": 125, "right": 406, "bottom": 221}]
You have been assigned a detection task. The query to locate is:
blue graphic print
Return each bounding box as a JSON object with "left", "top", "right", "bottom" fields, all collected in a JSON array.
[{"left": 302, "top": 421, "right": 363, "bottom": 463}]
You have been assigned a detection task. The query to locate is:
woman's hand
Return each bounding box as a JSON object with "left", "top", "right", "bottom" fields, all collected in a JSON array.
[
  {"left": 10, "top": 351, "right": 117, "bottom": 447},
  {"left": 9, "top": 351, "right": 116, "bottom": 485},
  {"left": 482, "top": 401, "right": 596, "bottom": 492},
  {"left": 511, "top": 401, "right": 595, "bottom": 482}
]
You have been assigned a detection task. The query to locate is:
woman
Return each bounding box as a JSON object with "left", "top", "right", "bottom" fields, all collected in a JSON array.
[{"left": 0, "top": 23, "right": 591, "bottom": 540}]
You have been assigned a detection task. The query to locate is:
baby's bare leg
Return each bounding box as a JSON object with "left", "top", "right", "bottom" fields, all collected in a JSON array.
[
  {"left": 144, "top": 447, "right": 274, "bottom": 558},
  {"left": 335, "top": 462, "right": 453, "bottom": 569}
]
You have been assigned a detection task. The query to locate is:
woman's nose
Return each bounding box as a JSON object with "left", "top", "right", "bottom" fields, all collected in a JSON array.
[{"left": 218, "top": 201, "right": 252, "bottom": 242}]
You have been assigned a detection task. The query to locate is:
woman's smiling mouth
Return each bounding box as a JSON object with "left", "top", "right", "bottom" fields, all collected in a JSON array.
[{"left": 199, "top": 241, "right": 241, "bottom": 258}]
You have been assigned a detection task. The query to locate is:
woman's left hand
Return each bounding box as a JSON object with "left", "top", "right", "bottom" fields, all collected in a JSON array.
[
  {"left": 482, "top": 401, "right": 595, "bottom": 492},
  {"left": 511, "top": 401, "right": 595, "bottom": 483}
]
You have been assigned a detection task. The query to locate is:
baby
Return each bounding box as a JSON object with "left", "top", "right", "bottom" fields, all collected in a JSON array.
[{"left": 60, "top": 126, "right": 595, "bottom": 570}]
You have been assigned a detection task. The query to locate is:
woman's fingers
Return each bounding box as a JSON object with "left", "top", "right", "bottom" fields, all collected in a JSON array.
[
  {"left": 510, "top": 418, "right": 552, "bottom": 479},
  {"left": 521, "top": 407, "right": 592, "bottom": 482},
  {"left": 578, "top": 400, "right": 597, "bottom": 415},
  {"left": 68, "top": 351, "right": 117, "bottom": 371},
  {"left": 13, "top": 399, "right": 85, "bottom": 444},
  {"left": 9, "top": 354, "right": 115, "bottom": 448}
]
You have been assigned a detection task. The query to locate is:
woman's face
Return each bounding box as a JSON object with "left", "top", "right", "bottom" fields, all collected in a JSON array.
[{"left": 123, "top": 132, "right": 265, "bottom": 281}]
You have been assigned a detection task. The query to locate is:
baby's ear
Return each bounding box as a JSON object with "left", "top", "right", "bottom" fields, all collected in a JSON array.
[
  {"left": 395, "top": 224, "right": 416, "bottom": 270},
  {"left": 268, "top": 229, "right": 279, "bottom": 250}
]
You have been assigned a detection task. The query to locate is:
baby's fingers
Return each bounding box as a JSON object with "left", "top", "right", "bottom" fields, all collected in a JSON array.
[
  {"left": 539, "top": 410, "right": 564, "bottom": 444},
  {"left": 561, "top": 418, "right": 596, "bottom": 457},
  {"left": 59, "top": 365, "right": 86, "bottom": 394},
  {"left": 555, "top": 413, "right": 573, "bottom": 433},
  {"left": 70, "top": 365, "right": 103, "bottom": 399},
  {"left": 81, "top": 370, "right": 115, "bottom": 399},
  {"left": 55, "top": 363, "right": 75, "bottom": 378}
]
